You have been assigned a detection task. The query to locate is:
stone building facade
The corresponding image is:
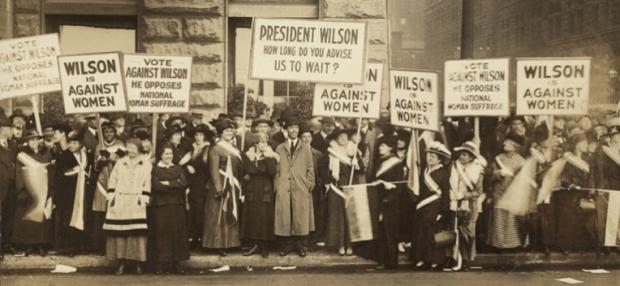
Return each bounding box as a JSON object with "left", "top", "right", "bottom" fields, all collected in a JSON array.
[{"left": 0, "top": 0, "right": 390, "bottom": 115}]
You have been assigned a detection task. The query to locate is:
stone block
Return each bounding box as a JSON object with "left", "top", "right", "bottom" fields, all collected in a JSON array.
[
  {"left": 322, "top": 0, "right": 386, "bottom": 19},
  {"left": 143, "top": 17, "right": 181, "bottom": 39},
  {"left": 191, "top": 63, "right": 223, "bottom": 86},
  {"left": 143, "top": 0, "right": 223, "bottom": 15},
  {"left": 183, "top": 17, "right": 223, "bottom": 42},
  {"left": 14, "top": 0, "right": 41, "bottom": 13},
  {"left": 190, "top": 88, "right": 225, "bottom": 108},
  {"left": 14, "top": 13, "right": 39, "bottom": 37},
  {"left": 143, "top": 42, "right": 224, "bottom": 63}
]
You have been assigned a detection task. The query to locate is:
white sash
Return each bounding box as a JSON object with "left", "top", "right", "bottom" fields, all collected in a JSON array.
[
  {"left": 602, "top": 146, "right": 620, "bottom": 167},
  {"left": 564, "top": 152, "right": 590, "bottom": 173},
  {"left": 375, "top": 156, "right": 402, "bottom": 179},
  {"left": 328, "top": 146, "right": 353, "bottom": 181},
  {"left": 217, "top": 140, "right": 241, "bottom": 160},
  {"left": 495, "top": 156, "right": 514, "bottom": 177},
  {"left": 416, "top": 194, "right": 440, "bottom": 210},
  {"left": 69, "top": 148, "right": 87, "bottom": 231},
  {"left": 423, "top": 164, "right": 442, "bottom": 194}
]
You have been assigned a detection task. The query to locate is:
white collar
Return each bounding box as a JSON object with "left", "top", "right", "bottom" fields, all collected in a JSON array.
[
  {"left": 321, "top": 131, "right": 328, "bottom": 139},
  {"left": 157, "top": 160, "right": 174, "bottom": 168},
  {"left": 88, "top": 127, "right": 97, "bottom": 135},
  {"left": 288, "top": 138, "right": 298, "bottom": 145}
]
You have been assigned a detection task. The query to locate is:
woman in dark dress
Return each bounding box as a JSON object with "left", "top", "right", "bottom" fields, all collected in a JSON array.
[
  {"left": 411, "top": 141, "right": 452, "bottom": 270},
  {"left": 371, "top": 136, "right": 406, "bottom": 269},
  {"left": 149, "top": 144, "right": 190, "bottom": 274},
  {"left": 11, "top": 130, "right": 54, "bottom": 256},
  {"left": 241, "top": 133, "right": 278, "bottom": 258},
  {"left": 186, "top": 124, "right": 213, "bottom": 249},
  {"left": 555, "top": 133, "right": 596, "bottom": 253}
]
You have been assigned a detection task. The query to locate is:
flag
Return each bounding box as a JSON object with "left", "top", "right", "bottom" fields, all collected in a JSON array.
[
  {"left": 344, "top": 184, "right": 375, "bottom": 242},
  {"left": 496, "top": 157, "right": 538, "bottom": 216},
  {"left": 536, "top": 157, "right": 568, "bottom": 204},
  {"left": 407, "top": 132, "right": 420, "bottom": 196},
  {"left": 602, "top": 191, "right": 620, "bottom": 246}
]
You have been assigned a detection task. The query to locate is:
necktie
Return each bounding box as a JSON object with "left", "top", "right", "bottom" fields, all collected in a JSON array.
[{"left": 290, "top": 141, "right": 295, "bottom": 158}]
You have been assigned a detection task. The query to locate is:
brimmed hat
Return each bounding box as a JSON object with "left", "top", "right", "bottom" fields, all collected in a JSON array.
[
  {"left": 67, "top": 130, "right": 82, "bottom": 142},
  {"left": 163, "top": 125, "right": 183, "bottom": 140},
  {"left": 327, "top": 128, "right": 356, "bottom": 142},
  {"left": 101, "top": 121, "right": 116, "bottom": 132},
  {"left": 213, "top": 118, "right": 236, "bottom": 135},
  {"left": 608, "top": 125, "right": 620, "bottom": 136},
  {"left": 504, "top": 131, "right": 525, "bottom": 146},
  {"left": 252, "top": 118, "right": 274, "bottom": 128},
  {"left": 299, "top": 124, "right": 313, "bottom": 136},
  {"left": 189, "top": 124, "right": 214, "bottom": 140},
  {"left": 426, "top": 141, "right": 451, "bottom": 159},
  {"left": 377, "top": 135, "right": 398, "bottom": 153},
  {"left": 533, "top": 122, "right": 550, "bottom": 144},
  {"left": 504, "top": 115, "right": 525, "bottom": 125},
  {"left": 0, "top": 117, "right": 12, "bottom": 127},
  {"left": 52, "top": 123, "right": 72, "bottom": 135},
  {"left": 282, "top": 116, "right": 302, "bottom": 129},
  {"left": 454, "top": 141, "right": 483, "bottom": 161},
  {"left": 165, "top": 115, "right": 186, "bottom": 128},
  {"left": 319, "top": 117, "right": 336, "bottom": 126},
  {"left": 21, "top": 129, "right": 42, "bottom": 143},
  {"left": 134, "top": 130, "right": 150, "bottom": 141},
  {"left": 84, "top": 113, "right": 97, "bottom": 120}
]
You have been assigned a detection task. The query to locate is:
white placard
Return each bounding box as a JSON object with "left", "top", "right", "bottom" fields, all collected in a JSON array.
[
  {"left": 250, "top": 18, "right": 367, "bottom": 84},
  {"left": 312, "top": 63, "right": 382, "bottom": 119},
  {"left": 516, "top": 57, "right": 590, "bottom": 115},
  {"left": 390, "top": 69, "right": 439, "bottom": 131},
  {"left": 0, "top": 34, "right": 61, "bottom": 99},
  {"left": 123, "top": 54, "right": 192, "bottom": 113},
  {"left": 444, "top": 58, "right": 510, "bottom": 117},
  {"left": 58, "top": 52, "right": 127, "bottom": 114}
]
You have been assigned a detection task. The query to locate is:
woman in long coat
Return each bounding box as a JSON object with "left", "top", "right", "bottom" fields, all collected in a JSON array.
[
  {"left": 103, "top": 138, "right": 152, "bottom": 275},
  {"left": 325, "top": 128, "right": 364, "bottom": 255},
  {"left": 449, "top": 141, "right": 485, "bottom": 271},
  {"left": 487, "top": 132, "right": 526, "bottom": 251},
  {"left": 202, "top": 119, "right": 242, "bottom": 255},
  {"left": 556, "top": 133, "right": 596, "bottom": 252},
  {"left": 11, "top": 130, "right": 54, "bottom": 256},
  {"left": 241, "top": 133, "right": 278, "bottom": 257},
  {"left": 149, "top": 144, "right": 189, "bottom": 274},
  {"left": 412, "top": 141, "right": 452, "bottom": 270},
  {"left": 186, "top": 124, "right": 212, "bottom": 248}
]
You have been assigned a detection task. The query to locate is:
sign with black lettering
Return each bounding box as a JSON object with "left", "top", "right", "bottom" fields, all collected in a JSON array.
[
  {"left": 444, "top": 58, "right": 510, "bottom": 117},
  {"left": 312, "top": 63, "right": 382, "bottom": 119},
  {"left": 390, "top": 70, "right": 439, "bottom": 131},
  {"left": 251, "top": 18, "right": 367, "bottom": 84},
  {"left": 516, "top": 57, "right": 590, "bottom": 115},
  {"left": 58, "top": 52, "right": 127, "bottom": 114},
  {"left": 123, "top": 54, "right": 192, "bottom": 113},
  {"left": 0, "top": 34, "right": 61, "bottom": 99}
]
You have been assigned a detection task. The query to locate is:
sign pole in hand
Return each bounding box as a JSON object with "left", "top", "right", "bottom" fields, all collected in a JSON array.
[
  {"left": 348, "top": 115, "right": 363, "bottom": 186},
  {"left": 152, "top": 113, "right": 159, "bottom": 159},
  {"left": 95, "top": 113, "right": 104, "bottom": 146},
  {"left": 31, "top": 95, "right": 42, "bottom": 135},
  {"left": 240, "top": 18, "right": 255, "bottom": 152},
  {"left": 474, "top": 117, "right": 480, "bottom": 147}
]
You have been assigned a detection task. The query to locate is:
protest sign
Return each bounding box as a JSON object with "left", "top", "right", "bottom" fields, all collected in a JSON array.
[
  {"left": 58, "top": 52, "right": 127, "bottom": 114},
  {"left": 444, "top": 58, "right": 510, "bottom": 117},
  {"left": 250, "top": 18, "right": 367, "bottom": 84},
  {"left": 0, "top": 34, "right": 61, "bottom": 99},
  {"left": 123, "top": 54, "right": 192, "bottom": 113},
  {"left": 516, "top": 57, "right": 590, "bottom": 115},
  {"left": 312, "top": 63, "right": 382, "bottom": 119},
  {"left": 389, "top": 70, "right": 439, "bottom": 131}
]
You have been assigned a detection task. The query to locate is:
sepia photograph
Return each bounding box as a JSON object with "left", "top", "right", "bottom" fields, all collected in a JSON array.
[{"left": 0, "top": 0, "right": 619, "bottom": 285}]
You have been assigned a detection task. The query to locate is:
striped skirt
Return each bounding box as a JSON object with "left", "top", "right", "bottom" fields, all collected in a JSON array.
[{"left": 486, "top": 207, "right": 523, "bottom": 249}]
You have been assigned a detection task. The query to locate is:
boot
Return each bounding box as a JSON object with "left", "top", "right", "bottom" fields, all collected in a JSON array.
[
  {"left": 243, "top": 244, "right": 260, "bottom": 256},
  {"left": 115, "top": 262, "right": 125, "bottom": 275},
  {"left": 135, "top": 263, "right": 144, "bottom": 275},
  {"left": 260, "top": 242, "right": 269, "bottom": 258},
  {"left": 154, "top": 263, "right": 164, "bottom": 275},
  {"left": 173, "top": 262, "right": 185, "bottom": 275}
]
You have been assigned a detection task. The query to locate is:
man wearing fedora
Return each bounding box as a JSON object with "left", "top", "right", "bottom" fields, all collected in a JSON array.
[
  {"left": 274, "top": 116, "right": 315, "bottom": 257},
  {"left": 0, "top": 118, "right": 17, "bottom": 260}
]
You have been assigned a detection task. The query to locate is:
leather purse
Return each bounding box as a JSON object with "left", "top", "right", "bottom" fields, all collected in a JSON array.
[{"left": 432, "top": 230, "right": 456, "bottom": 248}]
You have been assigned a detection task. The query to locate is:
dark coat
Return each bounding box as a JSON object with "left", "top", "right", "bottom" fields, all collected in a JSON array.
[
  {"left": 311, "top": 132, "right": 329, "bottom": 153},
  {"left": 0, "top": 139, "right": 17, "bottom": 203}
]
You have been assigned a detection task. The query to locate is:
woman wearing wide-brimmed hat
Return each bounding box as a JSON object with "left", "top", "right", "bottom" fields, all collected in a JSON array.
[
  {"left": 448, "top": 140, "right": 485, "bottom": 271},
  {"left": 11, "top": 130, "right": 53, "bottom": 257},
  {"left": 201, "top": 119, "right": 242, "bottom": 256},
  {"left": 411, "top": 141, "right": 452, "bottom": 270},
  {"left": 186, "top": 124, "right": 214, "bottom": 249}
]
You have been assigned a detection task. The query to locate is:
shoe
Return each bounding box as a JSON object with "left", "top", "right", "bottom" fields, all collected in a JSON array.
[
  {"left": 279, "top": 250, "right": 289, "bottom": 257},
  {"left": 544, "top": 246, "right": 551, "bottom": 257},
  {"left": 375, "top": 265, "right": 385, "bottom": 270},
  {"left": 174, "top": 263, "right": 185, "bottom": 275},
  {"left": 260, "top": 245, "right": 269, "bottom": 258},
  {"left": 155, "top": 264, "right": 164, "bottom": 275},
  {"left": 39, "top": 247, "right": 47, "bottom": 257},
  {"left": 345, "top": 247, "right": 353, "bottom": 256},
  {"left": 136, "top": 264, "right": 144, "bottom": 275},
  {"left": 115, "top": 263, "right": 125, "bottom": 275},
  {"left": 243, "top": 244, "right": 260, "bottom": 256},
  {"left": 218, "top": 249, "right": 227, "bottom": 257},
  {"left": 296, "top": 247, "right": 306, "bottom": 257},
  {"left": 338, "top": 247, "right": 345, "bottom": 256}
]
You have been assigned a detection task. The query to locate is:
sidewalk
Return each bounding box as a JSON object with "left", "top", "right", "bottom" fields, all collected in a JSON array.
[{"left": 2, "top": 250, "right": 619, "bottom": 271}]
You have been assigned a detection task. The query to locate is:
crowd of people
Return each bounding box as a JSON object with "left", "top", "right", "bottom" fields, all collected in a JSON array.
[{"left": 0, "top": 107, "right": 619, "bottom": 274}]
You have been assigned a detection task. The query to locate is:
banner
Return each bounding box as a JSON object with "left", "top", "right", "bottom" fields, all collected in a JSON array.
[
  {"left": 58, "top": 52, "right": 127, "bottom": 114},
  {"left": 516, "top": 57, "right": 590, "bottom": 115},
  {"left": 389, "top": 70, "right": 439, "bottom": 131},
  {"left": 444, "top": 58, "right": 510, "bottom": 117},
  {"left": 0, "top": 34, "right": 61, "bottom": 99},
  {"left": 344, "top": 184, "right": 374, "bottom": 242},
  {"left": 250, "top": 18, "right": 367, "bottom": 84},
  {"left": 123, "top": 54, "right": 192, "bottom": 113},
  {"left": 312, "top": 63, "right": 382, "bottom": 119}
]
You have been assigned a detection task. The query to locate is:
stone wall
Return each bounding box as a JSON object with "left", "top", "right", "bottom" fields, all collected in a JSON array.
[
  {"left": 13, "top": 0, "right": 41, "bottom": 37},
  {"left": 322, "top": 0, "right": 389, "bottom": 109},
  {"left": 141, "top": 0, "right": 226, "bottom": 113}
]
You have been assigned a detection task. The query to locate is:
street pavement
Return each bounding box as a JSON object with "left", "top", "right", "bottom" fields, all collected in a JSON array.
[{"left": 2, "top": 268, "right": 619, "bottom": 286}]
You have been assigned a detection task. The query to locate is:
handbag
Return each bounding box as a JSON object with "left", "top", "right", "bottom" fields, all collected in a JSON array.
[
  {"left": 578, "top": 198, "right": 596, "bottom": 213},
  {"left": 432, "top": 230, "right": 456, "bottom": 248}
]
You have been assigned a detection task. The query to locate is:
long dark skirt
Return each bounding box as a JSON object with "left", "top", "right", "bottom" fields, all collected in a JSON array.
[
  {"left": 54, "top": 206, "right": 83, "bottom": 252},
  {"left": 241, "top": 199, "right": 275, "bottom": 241},
  {"left": 325, "top": 191, "right": 349, "bottom": 248},
  {"left": 411, "top": 201, "right": 447, "bottom": 265},
  {"left": 11, "top": 196, "right": 52, "bottom": 245},
  {"left": 148, "top": 204, "right": 189, "bottom": 262},
  {"left": 553, "top": 190, "right": 593, "bottom": 250}
]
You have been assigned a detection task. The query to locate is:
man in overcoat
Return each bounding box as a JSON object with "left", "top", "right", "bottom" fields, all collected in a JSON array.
[
  {"left": 0, "top": 118, "right": 16, "bottom": 260},
  {"left": 274, "top": 116, "right": 315, "bottom": 257}
]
